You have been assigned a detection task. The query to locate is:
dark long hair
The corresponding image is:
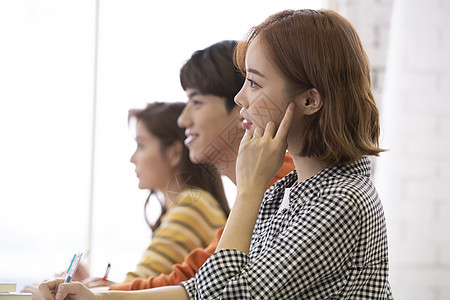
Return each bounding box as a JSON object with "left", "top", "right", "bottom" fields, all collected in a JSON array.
[{"left": 129, "top": 102, "right": 229, "bottom": 231}]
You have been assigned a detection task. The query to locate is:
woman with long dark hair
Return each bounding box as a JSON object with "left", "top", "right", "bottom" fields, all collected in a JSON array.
[{"left": 117, "top": 101, "right": 229, "bottom": 283}]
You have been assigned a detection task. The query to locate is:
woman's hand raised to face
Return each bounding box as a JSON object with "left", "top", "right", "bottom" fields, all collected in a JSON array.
[{"left": 236, "top": 102, "right": 295, "bottom": 193}]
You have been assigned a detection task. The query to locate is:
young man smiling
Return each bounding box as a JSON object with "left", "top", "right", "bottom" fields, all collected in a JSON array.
[{"left": 106, "top": 40, "right": 295, "bottom": 291}]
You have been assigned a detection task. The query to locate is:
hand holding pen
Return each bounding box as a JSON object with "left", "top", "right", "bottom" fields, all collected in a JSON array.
[{"left": 39, "top": 278, "right": 97, "bottom": 300}]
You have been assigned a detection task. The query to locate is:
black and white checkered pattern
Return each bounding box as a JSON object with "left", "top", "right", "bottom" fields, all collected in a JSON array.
[{"left": 180, "top": 156, "right": 393, "bottom": 299}]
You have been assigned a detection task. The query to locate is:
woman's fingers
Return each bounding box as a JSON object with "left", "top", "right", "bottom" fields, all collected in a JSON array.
[
  {"left": 240, "top": 128, "right": 253, "bottom": 145},
  {"left": 39, "top": 280, "right": 93, "bottom": 300},
  {"left": 263, "top": 121, "right": 277, "bottom": 139},
  {"left": 257, "top": 102, "right": 295, "bottom": 141},
  {"left": 54, "top": 282, "right": 92, "bottom": 300},
  {"left": 275, "top": 102, "right": 295, "bottom": 141},
  {"left": 240, "top": 101, "right": 295, "bottom": 149},
  {"left": 39, "top": 279, "right": 64, "bottom": 300},
  {"left": 253, "top": 126, "right": 264, "bottom": 138}
]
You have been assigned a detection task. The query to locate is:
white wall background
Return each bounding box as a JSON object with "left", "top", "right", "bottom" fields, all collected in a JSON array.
[
  {"left": 0, "top": 0, "right": 325, "bottom": 290},
  {"left": 375, "top": 0, "right": 450, "bottom": 298},
  {"left": 0, "top": 0, "right": 95, "bottom": 286},
  {"left": 335, "top": 0, "right": 450, "bottom": 299}
]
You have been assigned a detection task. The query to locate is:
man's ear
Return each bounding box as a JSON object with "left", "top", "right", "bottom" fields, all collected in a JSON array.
[
  {"left": 166, "top": 141, "right": 183, "bottom": 168},
  {"left": 298, "top": 88, "right": 323, "bottom": 116}
]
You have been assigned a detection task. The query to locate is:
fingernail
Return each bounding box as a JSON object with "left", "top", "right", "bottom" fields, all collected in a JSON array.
[{"left": 289, "top": 102, "right": 295, "bottom": 108}]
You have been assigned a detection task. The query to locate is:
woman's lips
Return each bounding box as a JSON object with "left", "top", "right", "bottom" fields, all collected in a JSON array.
[{"left": 242, "top": 119, "right": 253, "bottom": 130}]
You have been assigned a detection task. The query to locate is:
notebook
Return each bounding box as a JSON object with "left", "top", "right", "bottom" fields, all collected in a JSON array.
[
  {"left": 0, "top": 283, "right": 32, "bottom": 299},
  {"left": 0, "top": 284, "right": 16, "bottom": 293},
  {"left": 0, "top": 293, "right": 32, "bottom": 299}
]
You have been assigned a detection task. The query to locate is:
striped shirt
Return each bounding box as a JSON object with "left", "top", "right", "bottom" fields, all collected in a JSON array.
[
  {"left": 181, "top": 156, "right": 393, "bottom": 299},
  {"left": 124, "top": 188, "right": 226, "bottom": 282}
]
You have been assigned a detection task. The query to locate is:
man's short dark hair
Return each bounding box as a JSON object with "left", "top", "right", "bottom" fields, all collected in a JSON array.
[{"left": 180, "top": 40, "right": 245, "bottom": 113}]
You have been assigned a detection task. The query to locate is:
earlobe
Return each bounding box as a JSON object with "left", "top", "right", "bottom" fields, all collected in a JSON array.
[{"left": 304, "top": 88, "right": 323, "bottom": 115}]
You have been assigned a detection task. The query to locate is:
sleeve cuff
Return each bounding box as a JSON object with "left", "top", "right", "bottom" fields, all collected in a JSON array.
[
  {"left": 195, "top": 249, "right": 249, "bottom": 299},
  {"left": 179, "top": 277, "right": 196, "bottom": 299}
]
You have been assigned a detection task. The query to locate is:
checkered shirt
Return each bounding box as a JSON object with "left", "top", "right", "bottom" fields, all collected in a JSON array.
[{"left": 180, "top": 156, "right": 393, "bottom": 299}]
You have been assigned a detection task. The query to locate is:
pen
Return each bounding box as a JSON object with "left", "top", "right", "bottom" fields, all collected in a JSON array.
[
  {"left": 65, "top": 254, "right": 76, "bottom": 275},
  {"left": 64, "top": 252, "right": 83, "bottom": 283},
  {"left": 102, "top": 263, "right": 111, "bottom": 281}
]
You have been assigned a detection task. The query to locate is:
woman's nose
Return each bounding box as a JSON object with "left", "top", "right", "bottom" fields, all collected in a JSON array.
[
  {"left": 234, "top": 85, "right": 248, "bottom": 108},
  {"left": 130, "top": 151, "right": 136, "bottom": 165}
]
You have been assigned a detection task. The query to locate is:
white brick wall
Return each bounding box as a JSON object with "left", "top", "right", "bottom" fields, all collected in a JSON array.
[
  {"left": 332, "top": 0, "right": 393, "bottom": 102},
  {"left": 333, "top": 0, "right": 450, "bottom": 298}
]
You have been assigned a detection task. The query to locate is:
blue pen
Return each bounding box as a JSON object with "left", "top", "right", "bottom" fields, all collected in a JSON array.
[
  {"left": 64, "top": 252, "right": 83, "bottom": 283},
  {"left": 66, "top": 254, "right": 76, "bottom": 273}
]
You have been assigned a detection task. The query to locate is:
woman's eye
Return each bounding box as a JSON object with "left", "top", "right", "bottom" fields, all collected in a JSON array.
[
  {"left": 136, "top": 143, "right": 144, "bottom": 149},
  {"left": 247, "top": 78, "right": 260, "bottom": 88}
]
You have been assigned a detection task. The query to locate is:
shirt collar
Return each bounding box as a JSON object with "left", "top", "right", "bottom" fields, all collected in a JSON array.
[{"left": 266, "top": 156, "right": 372, "bottom": 205}]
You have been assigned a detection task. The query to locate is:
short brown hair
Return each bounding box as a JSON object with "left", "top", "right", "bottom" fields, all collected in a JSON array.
[{"left": 235, "top": 9, "right": 385, "bottom": 165}]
